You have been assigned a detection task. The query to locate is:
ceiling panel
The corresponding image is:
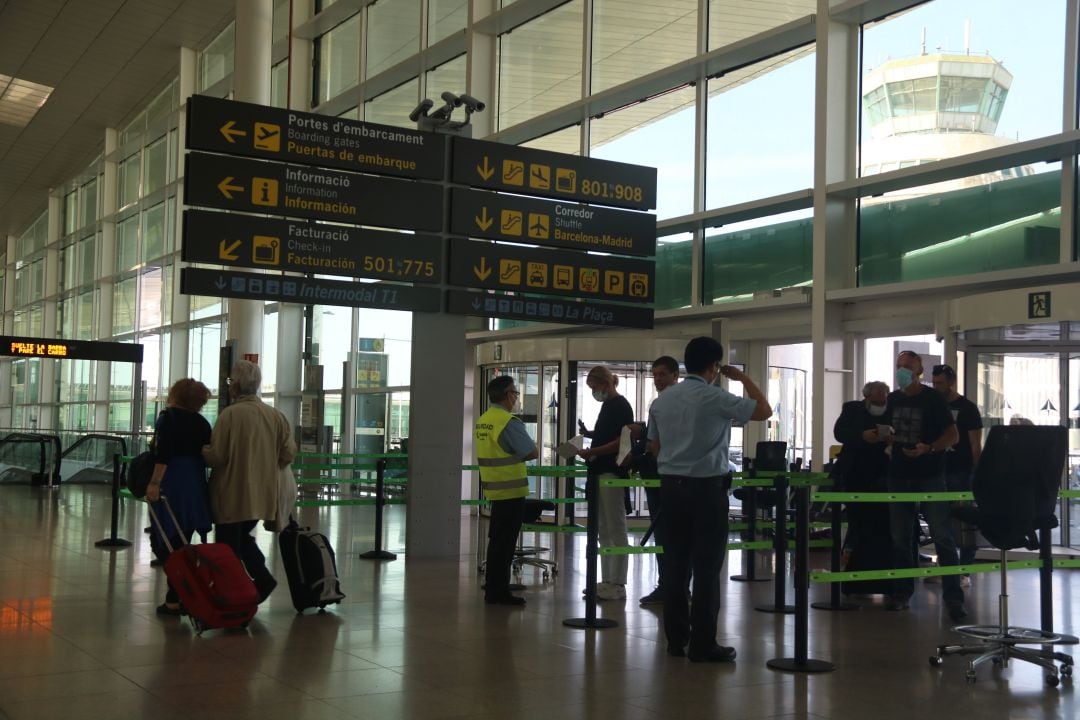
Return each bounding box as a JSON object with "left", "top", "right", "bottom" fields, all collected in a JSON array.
[{"left": 0, "top": 0, "right": 232, "bottom": 238}]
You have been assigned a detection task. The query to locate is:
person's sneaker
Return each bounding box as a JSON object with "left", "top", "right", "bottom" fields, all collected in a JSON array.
[
  {"left": 596, "top": 583, "right": 626, "bottom": 601},
  {"left": 485, "top": 594, "right": 526, "bottom": 606},
  {"left": 687, "top": 644, "right": 737, "bottom": 663},
  {"left": 885, "top": 597, "right": 910, "bottom": 611},
  {"left": 947, "top": 602, "right": 968, "bottom": 622},
  {"left": 639, "top": 587, "right": 664, "bottom": 605},
  {"left": 584, "top": 582, "right": 611, "bottom": 597}
]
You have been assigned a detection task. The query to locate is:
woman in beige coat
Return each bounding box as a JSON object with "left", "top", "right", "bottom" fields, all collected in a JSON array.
[{"left": 203, "top": 360, "right": 296, "bottom": 603}]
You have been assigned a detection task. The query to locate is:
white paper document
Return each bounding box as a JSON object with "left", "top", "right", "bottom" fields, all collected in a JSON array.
[
  {"left": 616, "top": 426, "right": 633, "bottom": 466},
  {"left": 555, "top": 434, "right": 584, "bottom": 459}
]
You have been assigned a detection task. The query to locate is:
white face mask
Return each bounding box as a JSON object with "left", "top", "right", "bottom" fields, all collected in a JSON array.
[
  {"left": 867, "top": 404, "right": 886, "bottom": 417},
  {"left": 592, "top": 390, "right": 608, "bottom": 403}
]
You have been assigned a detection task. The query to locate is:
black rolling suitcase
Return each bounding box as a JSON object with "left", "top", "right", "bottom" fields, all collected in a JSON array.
[{"left": 278, "top": 522, "right": 346, "bottom": 613}]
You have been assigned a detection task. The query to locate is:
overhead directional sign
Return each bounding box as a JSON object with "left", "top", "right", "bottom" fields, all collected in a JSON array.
[
  {"left": 449, "top": 188, "right": 655, "bottom": 257},
  {"left": 449, "top": 238, "right": 653, "bottom": 303},
  {"left": 452, "top": 137, "right": 657, "bottom": 211},
  {"left": 0, "top": 336, "right": 144, "bottom": 363},
  {"left": 446, "top": 290, "right": 653, "bottom": 329},
  {"left": 181, "top": 268, "right": 441, "bottom": 312},
  {"left": 184, "top": 152, "right": 444, "bottom": 231},
  {"left": 186, "top": 94, "right": 446, "bottom": 181},
  {"left": 182, "top": 210, "right": 442, "bottom": 283}
]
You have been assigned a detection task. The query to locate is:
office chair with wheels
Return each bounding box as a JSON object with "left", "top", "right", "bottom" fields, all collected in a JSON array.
[
  {"left": 930, "top": 425, "right": 1077, "bottom": 686},
  {"left": 513, "top": 499, "right": 559, "bottom": 581}
]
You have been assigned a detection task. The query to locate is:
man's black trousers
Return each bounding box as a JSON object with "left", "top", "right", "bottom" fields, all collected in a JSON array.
[
  {"left": 485, "top": 497, "right": 525, "bottom": 599},
  {"left": 660, "top": 474, "right": 730, "bottom": 653}
]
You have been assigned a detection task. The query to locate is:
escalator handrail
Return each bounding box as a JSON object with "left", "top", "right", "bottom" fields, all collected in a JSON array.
[
  {"left": 0, "top": 432, "right": 63, "bottom": 482},
  {"left": 60, "top": 433, "right": 128, "bottom": 460}
]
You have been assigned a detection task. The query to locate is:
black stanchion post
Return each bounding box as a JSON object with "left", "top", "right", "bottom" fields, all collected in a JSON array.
[
  {"left": 564, "top": 475, "right": 617, "bottom": 629},
  {"left": 812, "top": 499, "right": 858, "bottom": 611},
  {"left": 1039, "top": 524, "right": 1053, "bottom": 634},
  {"left": 95, "top": 453, "right": 132, "bottom": 549},
  {"left": 756, "top": 473, "right": 794, "bottom": 613},
  {"left": 360, "top": 459, "right": 397, "bottom": 561},
  {"left": 768, "top": 486, "right": 835, "bottom": 673},
  {"left": 731, "top": 486, "right": 767, "bottom": 582}
]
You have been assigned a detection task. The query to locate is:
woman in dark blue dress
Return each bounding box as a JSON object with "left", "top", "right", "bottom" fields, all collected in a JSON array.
[{"left": 145, "top": 379, "right": 213, "bottom": 616}]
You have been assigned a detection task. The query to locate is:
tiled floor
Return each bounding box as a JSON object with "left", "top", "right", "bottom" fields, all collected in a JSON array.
[{"left": 1, "top": 484, "right": 1078, "bottom": 719}]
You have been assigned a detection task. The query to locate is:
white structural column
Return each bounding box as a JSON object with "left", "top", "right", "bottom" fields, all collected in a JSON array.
[
  {"left": 38, "top": 195, "right": 61, "bottom": 429},
  {"left": 95, "top": 129, "right": 120, "bottom": 433},
  {"left": 171, "top": 46, "right": 197, "bottom": 382},
  {"left": 810, "top": 2, "right": 858, "bottom": 471},
  {"left": 228, "top": 0, "right": 274, "bottom": 361},
  {"left": 273, "top": 0, "right": 313, "bottom": 425},
  {"left": 0, "top": 235, "right": 15, "bottom": 428}
]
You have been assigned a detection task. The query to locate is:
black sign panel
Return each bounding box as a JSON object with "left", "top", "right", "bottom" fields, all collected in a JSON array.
[
  {"left": 186, "top": 95, "right": 445, "bottom": 181},
  {"left": 449, "top": 188, "right": 655, "bottom": 257},
  {"left": 452, "top": 137, "right": 657, "bottom": 211},
  {"left": 449, "top": 238, "right": 654, "bottom": 303},
  {"left": 0, "top": 336, "right": 143, "bottom": 363},
  {"left": 182, "top": 210, "right": 442, "bottom": 283},
  {"left": 181, "top": 268, "right": 441, "bottom": 312},
  {"left": 184, "top": 152, "right": 444, "bottom": 232},
  {"left": 446, "top": 290, "right": 653, "bottom": 329}
]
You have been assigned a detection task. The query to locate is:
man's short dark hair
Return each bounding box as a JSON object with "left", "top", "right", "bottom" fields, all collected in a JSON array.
[
  {"left": 684, "top": 337, "right": 723, "bottom": 373},
  {"left": 487, "top": 376, "right": 516, "bottom": 404},
  {"left": 932, "top": 364, "right": 956, "bottom": 380},
  {"left": 652, "top": 355, "right": 679, "bottom": 375}
]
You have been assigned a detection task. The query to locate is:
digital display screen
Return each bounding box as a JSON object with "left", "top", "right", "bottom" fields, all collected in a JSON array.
[{"left": 0, "top": 336, "right": 143, "bottom": 363}]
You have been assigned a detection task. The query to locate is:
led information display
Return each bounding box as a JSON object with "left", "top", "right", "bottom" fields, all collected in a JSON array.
[
  {"left": 180, "top": 268, "right": 441, "bottom": 313},
  {"left": 184, "top": 152, "right": 444, "bottom": 231},
  {"left": 445, "top": 290, "right": 653, "bottom": 329},
  {"left": 186, "top": 94, "right": 446, "bottom": 181},
  {"left": 449, "top": 238, "right": 654, "bottom": 303},
  {"left": 0, "top": 336, "right": 144, "bottom": 363},
  {"left": 182, "top": 210, "right": 442, "bottom": 283},
  {"left": 451, "top": 137, "right": 656, "bottom": 211},
  {"left": 449, "top": 188, "right": 656, "bottom": 257}
]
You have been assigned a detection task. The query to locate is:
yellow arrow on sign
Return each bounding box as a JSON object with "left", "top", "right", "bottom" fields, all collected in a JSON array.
[
  {"left": 219, "top": 120, "right": 247, "bottom": 143},
  {"left": 218, "top": 239, "right": 241, "bottom": 261},
  {"left": 476, "top": 156, "right": 494, "bottom": 181},
  {"left": 475, "top": 207, "right": 493, "bottom": 232},
  {"left": 217, "top": 176, "right": 244, "bottom": 199},
  {"left": 473, "top": 257, "right": 492, "bottom": 282}
]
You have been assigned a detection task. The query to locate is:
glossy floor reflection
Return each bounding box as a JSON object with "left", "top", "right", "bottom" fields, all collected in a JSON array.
[{"left": 0, "top": 484, "right": 1078, "bottom": 720}]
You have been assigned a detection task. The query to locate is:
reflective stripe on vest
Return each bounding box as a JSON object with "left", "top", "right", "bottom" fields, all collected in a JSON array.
[{"left": 475, "top": 405, "right": 529, "bottom": 501}]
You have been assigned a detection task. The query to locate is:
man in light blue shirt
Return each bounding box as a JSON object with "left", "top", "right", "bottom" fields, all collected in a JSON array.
[{"left": 648, "top": 336, "right": 771, "bottom": 663}]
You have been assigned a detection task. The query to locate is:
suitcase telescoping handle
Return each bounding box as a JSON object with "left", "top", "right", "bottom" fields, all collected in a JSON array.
[{"left": 145, "top": 495, "right": 191, "bottom": 554}]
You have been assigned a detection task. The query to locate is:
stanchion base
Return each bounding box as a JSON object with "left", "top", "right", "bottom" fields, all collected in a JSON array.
[
  {"left": 755, "top": 604, "right": 796, "bottom": 614},
  {"left": 359, "top": 550, "right": 397, "bottom": 561},
  {"left": 94, "top": 538, "right": 132, "bottom": 549},
  {"left": 731, "top": 574, "right": 770, "bottom": 583},
  {"left": 562, "top": 617, "right": 619, "bottom": 629},
  {"left": 811, "top": 601, "right": 859, "bottom": 612},
  {"left": 767, "top": 657, "right": 835, "bottom": 673}
]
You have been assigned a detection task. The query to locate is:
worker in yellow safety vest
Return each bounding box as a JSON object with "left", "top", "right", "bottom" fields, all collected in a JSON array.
[{"left": 475, "top": 375, "right": 538, "bottom": 606}]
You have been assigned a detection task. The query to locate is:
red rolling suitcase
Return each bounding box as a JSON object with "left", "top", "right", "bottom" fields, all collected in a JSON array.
[{"left": 148, "top": 497, "right": 259, "bottom": 634}]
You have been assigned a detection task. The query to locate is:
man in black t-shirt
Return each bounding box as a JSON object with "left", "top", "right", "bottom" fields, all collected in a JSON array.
[
  {"left": 932, "top": 363, "right": 983, "bottom": 568},
  {"left": 884, "top": 350, "right": 965, "bottom": 620}
]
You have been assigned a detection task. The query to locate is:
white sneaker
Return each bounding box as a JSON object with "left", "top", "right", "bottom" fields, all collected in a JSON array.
[{"left": 596, "top": 583, "right": 626, "bottom": 601}]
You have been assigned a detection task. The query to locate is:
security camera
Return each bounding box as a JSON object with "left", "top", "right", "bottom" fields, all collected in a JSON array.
[
  {"left": 440, "top": 91, "right": 462, "bottom": 107},
  {"left": 458, "top": 93, "right": 486, "bottom": 112},
  {"left": 408, "top": 98, "right": 434, "bottom": 122}
]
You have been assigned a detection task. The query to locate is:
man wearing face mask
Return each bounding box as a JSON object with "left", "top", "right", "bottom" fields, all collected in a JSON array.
[
  {"left": 832, "top": 381, "right": 894, "bottom": 592},
  {"left": 648, "top": 337, "right": 771, "bottom": 662},
  {"left": 884, "top": 350, "right": 965, "bottom": 620}
]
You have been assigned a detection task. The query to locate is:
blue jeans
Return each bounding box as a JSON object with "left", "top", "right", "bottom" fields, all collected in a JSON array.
[
  {"left": 944, "top": 469, "right": 977, "bottom": 566},
  {"left": 887, "top": 472, "right": 964, "bottom": 605}
]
